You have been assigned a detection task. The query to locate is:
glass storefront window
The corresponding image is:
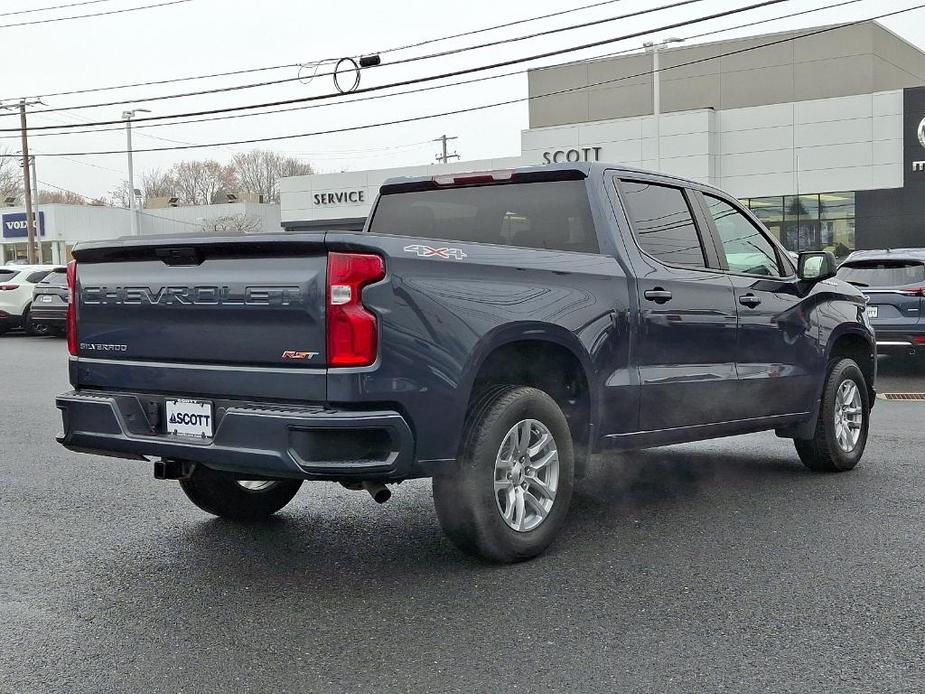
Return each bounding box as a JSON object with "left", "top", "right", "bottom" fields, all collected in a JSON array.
[{"left": 743, "top": 192, "right": 855, "bottom": 261}]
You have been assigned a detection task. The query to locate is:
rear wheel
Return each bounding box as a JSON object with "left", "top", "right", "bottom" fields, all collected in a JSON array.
[
  {"left": 433, "top": 386, "right": 574, "bottom": 563},
  {"left": 179, "top": 465, "right": 302, "bottom": 520},
  {"left": 794, "top": 358, "right": 869, "bottom": 472},
  {"left": 23, "top": 309, "right": 48, "bottom": 336}
]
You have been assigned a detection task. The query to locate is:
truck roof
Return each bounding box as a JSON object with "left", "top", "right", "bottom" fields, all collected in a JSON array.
[{"left": 379, "top": 162, "right": 733, "bottom": 199}]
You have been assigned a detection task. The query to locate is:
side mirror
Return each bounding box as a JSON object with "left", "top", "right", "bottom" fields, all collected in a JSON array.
[{"left": 798, "top": 250, "right": 837, "bottom": 282}]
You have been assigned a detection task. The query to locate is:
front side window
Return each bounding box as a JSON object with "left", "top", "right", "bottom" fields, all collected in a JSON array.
[
  {"left": 620, "top": 180, "right": 706, "bottom": 268},
  {"left": 704, "top": 195, "right": 782, "bottom": 277}
]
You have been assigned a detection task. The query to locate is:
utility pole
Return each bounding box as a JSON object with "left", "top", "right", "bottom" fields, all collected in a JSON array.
[
  {"left": 15, "top": 99, "right": 42, "bottom": 264},
  {"left": 123, "top": 109, "right": 150, "bottom": 235},
  {"left": 434, "top": 134, "right": 460, "bottom": 164}
]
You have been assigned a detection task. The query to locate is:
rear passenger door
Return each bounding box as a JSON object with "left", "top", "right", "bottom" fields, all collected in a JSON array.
[
  {"left": 696, "top": 193, "right": 815, "bottom": 418},
  {"left": 616, "top": 178, "right": 740, "bottom": 431}
]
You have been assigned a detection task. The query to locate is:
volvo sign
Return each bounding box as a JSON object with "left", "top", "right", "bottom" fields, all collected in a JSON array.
[{"left": 2, "top": 211, "right": 45, "bottom": 239}]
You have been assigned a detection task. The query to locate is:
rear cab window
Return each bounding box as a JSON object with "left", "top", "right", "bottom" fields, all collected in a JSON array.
[
  {"left": 837, "top": 261, "right": 925, "bottom": 288},
  {"left": 368, "top": 180, "right": 599, "bottom": 254}
]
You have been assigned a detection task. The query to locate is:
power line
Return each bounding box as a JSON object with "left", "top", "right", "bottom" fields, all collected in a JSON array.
[
  {"left": 0, "top": 0, "right": 194, "bottom": 30},
  {"left": 20, "top": 0, "right": 710, "bottom": 118},
  {"left": 12, "top": 1, "right": 923, "bottom": 158},
  {"left": 14, "top": 0, "right": 637, "bottom": 101},
  {"left": 0, "top": 0, "right": 114, "bottom": 18},
  {"left": 5, "top": 0, "right": 867, "bottom": 143},
  {"left": 38, "top": 178, "right": 204, "bottom": 226},
  {"left": 5, "top": 0, "right": 787, "bottom": 133}
]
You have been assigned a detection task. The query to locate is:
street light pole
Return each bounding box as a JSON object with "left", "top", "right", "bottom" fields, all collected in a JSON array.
[
  {"left": 644, "top": 37, "right": 684, "bottom": 172},
  {"left": 123, "top": 109, "right": 150, "bottom": 235}
]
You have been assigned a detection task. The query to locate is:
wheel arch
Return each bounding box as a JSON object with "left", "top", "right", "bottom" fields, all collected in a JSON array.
[
  {"left": 779, "top": 324, "right": 876, "bottom": 440},
  {"left": 460, "top": 323, "right": 597, "bottom": 475}
]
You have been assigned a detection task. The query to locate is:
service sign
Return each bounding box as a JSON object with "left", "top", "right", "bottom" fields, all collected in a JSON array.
[
  {"left": 904, "top": 86, "right": 925, "bottom": 183},
  {"left": 2, "top": 211, "right": 46, "bottom": 239}
]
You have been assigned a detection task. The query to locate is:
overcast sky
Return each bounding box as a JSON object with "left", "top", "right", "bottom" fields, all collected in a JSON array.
[{"left": 3, "top": 0, "right": 925, "bottom": 200}]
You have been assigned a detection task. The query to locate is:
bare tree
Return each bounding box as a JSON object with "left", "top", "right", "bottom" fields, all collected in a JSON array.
[
  {"left": 200, "top": 213, "right": 261, "bottom": 234},
  {"left": 108, "top": 180, "right": 132, "bottom": 208},
  {"left": 37, "top": 189, "right": 87, "bottom": 205},
  {"left": 141, "top": 168, "right": 176, "bottom": 201},
  {"left": 171, "top": 160, "right": 234, "bottom": 206},
  {"left": 230, "top": 149, "right": 314, "bottom": 203},
  {"left": 0, "top": 146, "right": 22, "bottom": 203}
]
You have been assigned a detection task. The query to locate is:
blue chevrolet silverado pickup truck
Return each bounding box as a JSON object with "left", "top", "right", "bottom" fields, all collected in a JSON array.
[{"left": 57, "top": 163, "right": 876, "bottom": 562}]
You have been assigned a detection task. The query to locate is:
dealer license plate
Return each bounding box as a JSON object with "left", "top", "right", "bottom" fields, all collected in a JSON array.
[
  {"left": 165, "top": 399, "right": 213, "bottom": 439},
  {"left": 866, "top": 306, "right": 878, "bottom": 319}
]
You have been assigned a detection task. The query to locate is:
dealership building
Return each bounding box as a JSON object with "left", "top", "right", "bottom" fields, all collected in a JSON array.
[{"left": 281, "top": 21, "right": 925, "bottom": 255}]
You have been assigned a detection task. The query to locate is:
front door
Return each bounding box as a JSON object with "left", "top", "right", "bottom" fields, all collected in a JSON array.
[
  {"left": 697, "top": 193, "right": 816, "bottom": 418},
  {"left": 617, "top": 179, "right": 740, "bottom": 431}
]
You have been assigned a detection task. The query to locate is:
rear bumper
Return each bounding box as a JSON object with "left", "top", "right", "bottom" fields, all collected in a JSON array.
[
  {"left": 29, "top": 306, "right": 66, "bottom": 324},
  {"left": 56, "top": 389, "right": 417, "bottom": 481},
  {"left": 875, "top": 330, "right": 925, "bottom": 356}
]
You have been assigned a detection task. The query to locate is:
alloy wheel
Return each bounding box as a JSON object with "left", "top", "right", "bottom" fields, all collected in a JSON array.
[
  {"left": 834, "top": 379, "right": 863, "bottom": 452},
  {"left": 493, "top": 419, "right": 559, "bottom": 532}
]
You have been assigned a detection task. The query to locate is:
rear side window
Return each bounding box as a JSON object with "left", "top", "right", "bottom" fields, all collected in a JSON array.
[
  {"left": 0, "top": 269, "right": 18, "bottom": 282},
  {"left": 620, "top": 180, "right": 706, "bottom": 268},
  {"left": 369, "top": 180, "right": 599, "bottom": 253},
  {"left": 837, "top": 261, "right": 925, "bottom": 287}
]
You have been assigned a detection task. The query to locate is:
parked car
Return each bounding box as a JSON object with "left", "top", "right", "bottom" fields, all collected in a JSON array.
[
  {"left": 836, "top": 249, "right": 925, "bottom": 365},
  {"left": 30, "top": 266, "right": 69, "bottom": 336},
  {"left": 56, "top": 164, "right": 876, "bottom": 563},
  {"left": 0, "top": 264, "right": 62, "bottom": 335}
]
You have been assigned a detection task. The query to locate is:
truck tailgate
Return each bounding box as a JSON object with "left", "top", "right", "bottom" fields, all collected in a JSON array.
[{"left": 73, "top": 235, "right": 327, "bottom": 368}]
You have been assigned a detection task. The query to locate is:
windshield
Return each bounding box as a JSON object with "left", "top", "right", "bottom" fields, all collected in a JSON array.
[{"left": 40, "top": 270, "right": 68, "bottom": 286}]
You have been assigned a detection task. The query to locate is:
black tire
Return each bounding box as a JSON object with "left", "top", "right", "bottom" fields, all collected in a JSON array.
[
  {"left": 433, "top": 386, "right": 575, "bottom": 563},
  {"left": 179, "top": 465, "right": 302, "bottom": 521},
  {"left": 23, "top": 309, "right": 48, "bottom": 336},
  {"left": 794, "top": 358, "right": 870, "bottom": 472}
]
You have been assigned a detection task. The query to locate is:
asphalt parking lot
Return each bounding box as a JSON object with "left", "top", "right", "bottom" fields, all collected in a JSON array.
[{"left": 2, "top": 334, "right": 923, "bottom": 694}]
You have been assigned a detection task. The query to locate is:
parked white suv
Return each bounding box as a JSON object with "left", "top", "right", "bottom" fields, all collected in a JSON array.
[{"left": 0, "top": 265, "right": 62, "bottom": 335}]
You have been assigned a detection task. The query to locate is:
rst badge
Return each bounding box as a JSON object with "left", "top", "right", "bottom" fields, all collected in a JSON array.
[
  {"left": 281, "top": 350, "right": 318, "bottom": 360},
  {"left": 403, "top": 244, "right": 467, "bottom": 260}
]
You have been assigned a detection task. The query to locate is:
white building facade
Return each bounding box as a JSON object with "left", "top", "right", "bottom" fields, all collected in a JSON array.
[{"left": 280, "top": 22, "right": 925, "bottom": 255}]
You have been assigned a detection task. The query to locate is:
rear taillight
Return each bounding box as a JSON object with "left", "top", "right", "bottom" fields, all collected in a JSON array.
[
  {"left": 66, "top": 260, "right": 77, "bottom": 356},
  {"left": 326, "top": 252, "right": 385, "bottom": 367},
  {"left": 0, "top": 284, "right": 19, "bottom": 291},
  {"left": 901, "top": 286, "right": 925, "bottom": 297}
]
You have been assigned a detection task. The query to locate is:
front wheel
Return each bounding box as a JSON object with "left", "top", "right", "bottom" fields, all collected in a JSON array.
[
  {"left": 433, "top": 386, "right": 574, "bottom": 563},
  {"left": 179, "top": 465, "right": 302, "bottom": 520},
  {"left": 794, "top": 358, "right": 870, "bottom": 472}
]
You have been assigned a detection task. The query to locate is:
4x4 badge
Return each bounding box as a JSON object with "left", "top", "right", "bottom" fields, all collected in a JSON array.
[{"left": 403, "top": 244, "right": 467, "bottom": 260}]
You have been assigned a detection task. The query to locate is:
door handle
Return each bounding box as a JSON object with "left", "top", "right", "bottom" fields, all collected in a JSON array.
[
  {"left": 739, "top": 293, "right": 762, "bottom": 308},
  {"left": 644, "top": 288, "right": 673, "bottom": 304}
]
